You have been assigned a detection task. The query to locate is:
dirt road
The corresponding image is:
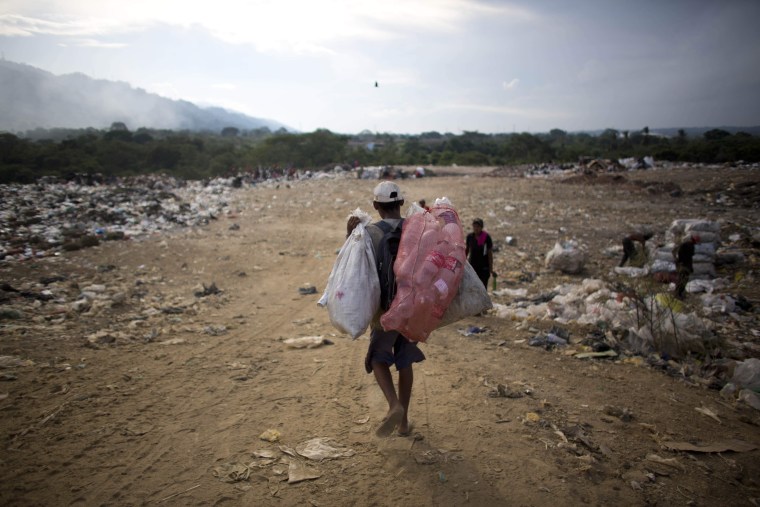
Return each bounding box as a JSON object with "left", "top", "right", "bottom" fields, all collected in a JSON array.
[{"left": 1, "top": 167, "right": 759, "bottom": 506}]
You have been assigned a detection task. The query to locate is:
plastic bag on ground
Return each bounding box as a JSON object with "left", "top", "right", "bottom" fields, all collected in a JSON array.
[
  {"left": 318, "top": 209, "right": 379, "bottom": 339},
  {"left": 732, "top": 358, "right": 760, "bottom": 392},
  {"left": 380, "top": 202, "right": 465, "bottom": 342},
  {"left": 545, "top": 240, "right": 586, "bottom": 274},
  {"left": 614, "top": 266, "right": 650, "bottom": 277}
]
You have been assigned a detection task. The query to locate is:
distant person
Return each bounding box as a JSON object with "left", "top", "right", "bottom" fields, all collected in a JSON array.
[
  {"left": 345, "top": 181, "right": 424, "bottom": 438},
  {"left": 673, "top": 234, "right": 699, "bottom": 299},
  {"left": 465, "top": 218, "right": 495, "bottom": 289},
  {"left": 418, "top": 199, "right": 430, "bottom": 211},
  {"left": 619, "top": 231, "right": 654, "bottom": 267}
]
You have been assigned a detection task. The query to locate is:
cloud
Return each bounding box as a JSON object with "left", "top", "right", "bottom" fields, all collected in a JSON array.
[
  {"left": 69, "top": 38, "right": 127, "bottom": 48},
  {"left": 502, "top": 78, "right": 519, "bottom": 90},
  {"left": 0, "top": 14, "right": 144, "bottom": 37},
  {"left": 0, "top": 1, "right": 537, "bottom": 54}
]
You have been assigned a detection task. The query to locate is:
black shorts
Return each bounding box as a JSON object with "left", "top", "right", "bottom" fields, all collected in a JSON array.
[{"left": 365, "top": 328, "right": 425, "bottom": 373}]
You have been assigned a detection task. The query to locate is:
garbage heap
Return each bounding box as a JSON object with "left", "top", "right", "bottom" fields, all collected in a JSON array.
[
  {"left": 649, "top": 219, "right": 721, "bottom": 279},
  {"left": 0, "top": 175, "right": 237, "bottom": 262}
]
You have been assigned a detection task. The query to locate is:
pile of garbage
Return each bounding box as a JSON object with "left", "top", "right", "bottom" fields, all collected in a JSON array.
[
  {"left": 651, "top": 219, "right": 721, "bottom": 278},
  {"left": 494, "top": 274, "right": 756, "bottom": 356},
  {"left": 615, "top": 219, "right": 747, "bottom": 281},
  {"left": 0, "top": 172, "right": 353, "bottom": 262},
  {"left": 491, "top": 273, "right": 760, "bottom": 409}
]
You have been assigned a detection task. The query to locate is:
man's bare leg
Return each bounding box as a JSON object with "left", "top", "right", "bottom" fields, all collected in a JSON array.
[
  {"left": 372, "top": 361, "right": 404, "bottom": 437},
  {"left": 397, "top": 366, "right": 413, "bottom": 435}
]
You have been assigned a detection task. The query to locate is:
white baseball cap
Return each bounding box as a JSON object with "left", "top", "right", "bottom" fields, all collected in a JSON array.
[{"left": 373, "top": 181, "right": 404, "bottom": 203}]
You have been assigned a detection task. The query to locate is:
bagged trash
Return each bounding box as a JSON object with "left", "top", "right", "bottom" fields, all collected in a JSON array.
[
  {"left": 667, "top": 219, "right": 721, "bottom": 243},
  {"left": 380, "top": 200, "right": 466, "bottom": 342},
  {"left": 653, "top": 248, "right": 675, "bottom": 262},
  {"left": 318, "top": 208, "right": 380, "bottom": 339},
  {"left": 692, "top": 262, "right": 716, "bottom": 277},
  {"left": 650, "top": 259, "right": 676, "bottom": 273},
  {"left": 438, "top": 261, "right": 492, "bottom": 328},
  {"left": 545, "top": 240, "right": 586, "bottom": 274},
  {"left": 614, "top": 266, "right": 650, "bottom": 277},
  {"left": 732, "top": 358, "right": 760, "bottom": 392}
]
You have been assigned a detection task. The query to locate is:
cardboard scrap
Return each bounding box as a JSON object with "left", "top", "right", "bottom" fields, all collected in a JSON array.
[
  {"left": 662, "top": 439, "right": 757, "bottom": 453},
  {"left": 287, "top": 460, "right": 321, "bottom": 484},
  {"left": 694, "top": 406, "right": 721, "bottom": 424}
]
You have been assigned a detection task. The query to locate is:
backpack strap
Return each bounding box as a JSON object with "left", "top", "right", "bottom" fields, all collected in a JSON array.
[{"left": 373, "top": 219, "right": 403, "bottom": 234}]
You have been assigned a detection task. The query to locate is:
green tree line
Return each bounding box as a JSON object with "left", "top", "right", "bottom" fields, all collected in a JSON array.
[{"left": 1, "top": 125, "right": 758, "bottom": 184}]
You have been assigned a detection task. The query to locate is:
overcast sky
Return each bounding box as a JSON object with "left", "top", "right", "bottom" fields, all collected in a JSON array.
[{"left": 1, "top": 0, "right": 759, "bottom": 134}]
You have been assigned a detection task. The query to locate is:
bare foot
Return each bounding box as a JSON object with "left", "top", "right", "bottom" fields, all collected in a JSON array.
[
  {"left": 375, "top": 405, "right": 404, "bottom": 438},
  {"left": 397, "top": 421, "right": 413, "bottom": 437}
]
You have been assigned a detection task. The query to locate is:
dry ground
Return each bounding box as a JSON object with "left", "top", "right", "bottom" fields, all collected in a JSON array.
[{"left": 1, "top": 165, "right": 759, "bottom": 506}]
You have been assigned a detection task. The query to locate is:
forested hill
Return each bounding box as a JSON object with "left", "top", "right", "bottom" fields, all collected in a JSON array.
[{"left": 0, "top": 59, "right": 290, "bottom": 133}]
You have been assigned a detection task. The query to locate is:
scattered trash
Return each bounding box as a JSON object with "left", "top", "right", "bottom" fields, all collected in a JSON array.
[
  {"left": 203, "top": 325, "right": 228, "bottom": 336},
  {"left": 574, "top": 350, "right": 618, "bottom": 359},
  {"left": 213, "top": 462, "right": 251, "bottom": 483},
  {"left": 661, "top": 439, "right": 757, "bottom": 453},
  {"left": 694, "top": 406, "right": 721, "bottom": 424},
  {"left": 493, "top": 287, "right": 528, "bottom": 298},
  {"left": 298, "top": 285, "right": 318, "bottom": 295},
  {"left": 259, "top": 429, "right": 281, "bottom": 442},
  {"left": 295, "top": 437, "right": 355, "bottom": 461},
  {"left": 284, "top": 336, "right": 333, "bottom": 349},
  {"left": 158, "top": 338, "right": 187, "bottom": 346},
  {"left": 288, "top": 460, "right": 322, "bottom": 484},
  {"left": 457, "top": 326, "right": 487, "bottom": 337},
  {"left": 603, "top": 405, "right": 634, "bottom": 422},
  {"left": 0, "top": 356, "right": 34, "bottom": 368},
  {"left": 529, "top": 332, "right": 568, "bottom": 349},
  {"left": 194, "top": 283, "right": 221, "bottom": 297},
  {"left": 646, "top": 454, "right": 685, "bottom": 471},
  {"left": 488, "top": 384, "right": 525, "bottom": 398}
]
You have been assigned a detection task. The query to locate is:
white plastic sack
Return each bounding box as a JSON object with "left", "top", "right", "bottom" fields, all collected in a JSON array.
[
  {"left": 650, "top": 260, "right": 675, "bottom": 273},
  {"left": 614, "top": 266, "right": 650, "bottom": 277},
  {"left": 653, "top": 248, "right": 675, "bottom": 262},
  {"left": 545, "top": 241, "right": 586, "bottom": 274},
  {"left": 695, "top": 243, "right": 717, "bottom": 256},
  {"left": 318, "top": 209, "right": 379, "bottom": 339},
  {"left": 668, "top": 219, "right": 721, "bottom": 238},
  {"left": 692, "top": 262, "right": 716, "bottom": 277},
  {"left": 731, "top": 358, "right": 760, "bottom": 391},
  {"left": 438, "top": 261, "right": 493, "bottom": 328}
]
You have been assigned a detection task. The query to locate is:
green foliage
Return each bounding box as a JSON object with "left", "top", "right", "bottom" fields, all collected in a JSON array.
[{"left": 1, "top": 125, "right": 758, "bottom": 183}]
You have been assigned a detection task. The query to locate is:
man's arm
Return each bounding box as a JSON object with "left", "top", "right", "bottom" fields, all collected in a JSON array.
[{"left": 346, "top": 216, "right": 360, "bottom": 238}]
